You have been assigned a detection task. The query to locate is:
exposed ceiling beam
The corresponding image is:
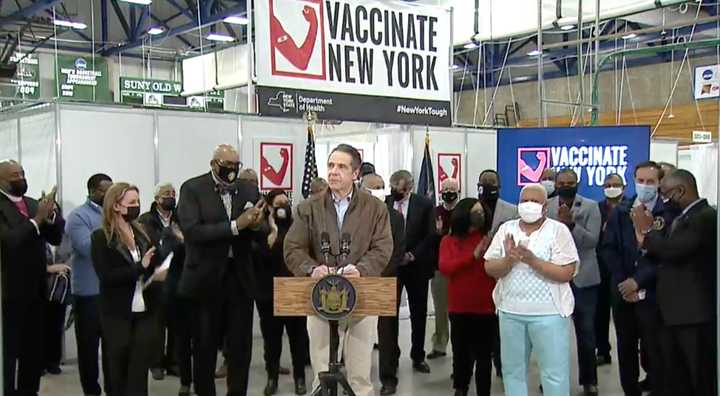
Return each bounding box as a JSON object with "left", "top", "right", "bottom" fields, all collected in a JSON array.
[
  {"left": 110, "top": 0, "right": 131, "bottom": 39},
  {"left": 0, "top": 0, "right": 61, "bottom": 27},
  {"left": 150, "top": 13, "right": 193, "bottom": 47},
  {"left": 104, "top": 3, "right": 246, "bottom": 55}
]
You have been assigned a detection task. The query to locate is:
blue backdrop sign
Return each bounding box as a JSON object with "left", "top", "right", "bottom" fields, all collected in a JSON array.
[{"left": 497, "top": 126, "right": 651, "bottom": 203}]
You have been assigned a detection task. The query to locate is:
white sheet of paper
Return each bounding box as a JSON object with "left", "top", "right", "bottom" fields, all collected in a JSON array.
[{"left": 143, "top": 252, "right": 173, "bottom": 289}]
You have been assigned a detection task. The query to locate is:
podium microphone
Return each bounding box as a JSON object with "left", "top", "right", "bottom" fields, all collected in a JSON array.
[
  {"left": 339, "top": 232, "right": 351, "bottom": 267},
  {"left": 320, "top": 232, "right": 331, "bottom": 266}
]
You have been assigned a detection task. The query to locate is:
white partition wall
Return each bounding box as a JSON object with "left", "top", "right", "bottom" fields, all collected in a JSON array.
[
  {"left": 0, "top": 119, "right": 19, "bottom": 164},
  {"left": 60, "top": 105, "right": 156, "bottom": 211},
  {"left": 21, "top": 110, "right": 57, "bottom": 199},
  {"left": 466, "top": 129, "right": 498, "bottom": 193},
  {"left": 412, "top": 127, "right": 468, "bottom": 201},
  {"left": 157, "top": 112, "right": 240, "bottom": 192},
  {"left": 650, "top": 139, "right": 679, "bottom": 166}
]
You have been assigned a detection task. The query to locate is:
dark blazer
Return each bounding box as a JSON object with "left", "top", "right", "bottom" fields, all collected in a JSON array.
[
  {"left": 385, "top": 193, "right": 435, "bottom": 276},
  {"left": 382, "top": 206, "right": 406, "bottom": 277},
  {"left": 643, "top": 199, "right": 717, "bottom": 326},
  {"left": 91, "top": 227, "right": 161, "bottom": 319},
  {"left": 138, "top": 203, "right": 186, "bottom": 298},
  {"left": 176, "top": 173, "right": 264, "bottom": 300},
  {"left": 600, "top": 196, "right": 679, "bottom": 304},
  {"left": 0, "top": 194, "right": 64, "bottom": 302}
]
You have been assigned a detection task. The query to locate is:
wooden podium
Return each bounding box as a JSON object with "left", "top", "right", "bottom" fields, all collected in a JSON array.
[{"left": 274, "top": 275, "right": 397, "bottom": 396}]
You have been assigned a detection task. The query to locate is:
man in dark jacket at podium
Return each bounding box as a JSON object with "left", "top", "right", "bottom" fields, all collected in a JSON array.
[{"left": 285, "top": 144, "right": 392, "bottom": 396}]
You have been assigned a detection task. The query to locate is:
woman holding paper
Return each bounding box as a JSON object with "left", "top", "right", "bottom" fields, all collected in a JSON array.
[{"left": 91, "top": 182, "right": 166, "bottom": 396}]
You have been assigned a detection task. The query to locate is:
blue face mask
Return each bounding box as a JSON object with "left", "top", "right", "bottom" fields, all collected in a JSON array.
[{"left": 635, "top": 183, "right": 658, "bottom": 203}]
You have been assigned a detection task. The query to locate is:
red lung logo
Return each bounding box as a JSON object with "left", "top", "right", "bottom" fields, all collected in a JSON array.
[
  {"left": 260, "top": 143, "right": 294, "bottom": 191},
  {"left": 517, "top": 148, "right": 550, "bottom": 185},
  {"left": 269, "top": 0, "right": 326, "bottom": 80},
  {"left": 437, "top": 153, "right": 462, "bottom": 191}
]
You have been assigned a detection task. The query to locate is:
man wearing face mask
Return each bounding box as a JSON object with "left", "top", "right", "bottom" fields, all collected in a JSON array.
[
  {"left": 360, "top": 173, "right": 405, "bottom": 395},
  {"left": 255, "top": 189, "right": 309, "bottom": 396},
  {"left": 601, "top": 162, "right": 676, "bottom": 396},
  {"left": 427, "top": 178, "right": 460, "bottom": 361},
  {"left": 386, "top": 170, "right": 435, "bottom": 374},
  {"left": 0, "top": 159, "right": 65, "bottom": 396},
  {"left": 65, "top": 173, "right": 113, "bottom": 396},
  {"left": 548, "top": 168, "right": 602, "bottom": 396},
  {"left": 595, "top": 173, "right": 626, "bottom": 367},
  {"left": 177, "top": 144, "right": 266, "bottom": 396},
  {"left": 138, "top": 183, "right": 187, "bottom": 384},
  {"left": 540, "top": 168, "right": 558, "bottom": 199},
  {"left": 631, "top": 169, "right": 717, "bottom": 396}
]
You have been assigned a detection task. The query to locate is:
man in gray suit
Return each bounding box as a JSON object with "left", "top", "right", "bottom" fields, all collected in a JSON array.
[
  {"left": 547, "top": 168, "right": 602, "bottom": 396},
  {"left": 477, "top": 169, "right": 518, "bottom": 376}
]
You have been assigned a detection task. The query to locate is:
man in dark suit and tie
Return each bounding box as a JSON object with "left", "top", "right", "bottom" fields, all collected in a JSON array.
[
  {"left": 0, "top": 159, "right": 64, "bottom": 396},
  {"left": 632, "top": 169, "right": 717, "bottom": 396},
  {"left": 361, "top": 173, "right": 406, "bottom": 395},
  {"left": 386, "top": 170, "right": 435, "bottom": 374},
  {"left": 177, "top": 145, "right": 266, "bottom": 396}
]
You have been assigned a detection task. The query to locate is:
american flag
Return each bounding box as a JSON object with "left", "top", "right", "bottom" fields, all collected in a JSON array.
[{"left": 301, "top": 126, "right": 318, "bottom": 199}]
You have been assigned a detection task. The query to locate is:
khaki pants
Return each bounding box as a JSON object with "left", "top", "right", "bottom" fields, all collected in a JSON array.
[
  {"left": 431, "top": 270, "right": 450, "bottom": 353},
  {"left": 307, "top": 315, "right": 378, "bottom": 396}
]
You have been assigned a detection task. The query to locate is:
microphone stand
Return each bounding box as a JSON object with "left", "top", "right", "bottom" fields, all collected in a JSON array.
[{"left": 311, "top": 241, "right": 356, "bottom": 396}]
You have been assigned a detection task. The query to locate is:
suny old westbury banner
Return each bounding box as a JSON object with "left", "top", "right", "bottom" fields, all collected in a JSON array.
[{"left": 255, "top": 0, "right": 452, "bottom": 126}]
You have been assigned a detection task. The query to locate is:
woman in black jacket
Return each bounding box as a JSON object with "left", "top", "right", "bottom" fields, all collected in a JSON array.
[
  {"left": 256, "top": 189, "right": 309, "bottom": 395},
  {"left": 91, "top": 182, "right": 165, "bottom": 396}
]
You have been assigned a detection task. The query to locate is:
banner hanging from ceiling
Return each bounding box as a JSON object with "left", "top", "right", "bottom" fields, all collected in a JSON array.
[
  {"left": 255, "top": 0, "right": 452, "bottom": 126},
  {"left": 497, "top": 126, "right": 650, "bottom": 203},
  {"left": 55, "top": 55, "right": 111, "bottom": 102}
]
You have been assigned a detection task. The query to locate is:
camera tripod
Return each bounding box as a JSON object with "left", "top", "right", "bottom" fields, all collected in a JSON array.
[{"left": 310, "top": 319, "right": 355, "bottom": 396}]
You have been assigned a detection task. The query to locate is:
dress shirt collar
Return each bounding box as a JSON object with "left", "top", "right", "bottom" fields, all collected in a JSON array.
[{"left": 0, "top": 188, "right": 22, "bottom": 203}]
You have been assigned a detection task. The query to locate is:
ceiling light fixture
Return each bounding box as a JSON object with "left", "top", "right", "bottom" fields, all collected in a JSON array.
[
  {"left": 224, "top": 15, "right": 248, "bottom": 25},
  {"left": 464, "top": 42, "right": 478, "bottom": 49},
  {"left": 560, "top": 24, "right": 575, "bottom": 31},
  {"left": 622, "top": 33, "right": 637, "bottom": 40},
  {"left": 207, "top": 33, "right": 235, "bottom": 42},
  {"left": 527, "top": 49, "right": 542, "bottom": 56},
  {"left": 120, "top": 0, "right": 152, "bottom": 5},
  {"left": 148, "top": 27, "right": 164, "bottom": 35},
  {"left": 53, "top": 19, "right": 87, "bottom": 30}
]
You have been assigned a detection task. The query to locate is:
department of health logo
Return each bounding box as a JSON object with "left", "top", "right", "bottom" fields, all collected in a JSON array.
[
  {"left": 311, "top": 274, "right": 357, "bottom": 321},
  {"left": 74, "top": 58, "right": 87, "bottom": 70},
  {"left": 703, "top": 69, "right": 714, "bottom": 80}
]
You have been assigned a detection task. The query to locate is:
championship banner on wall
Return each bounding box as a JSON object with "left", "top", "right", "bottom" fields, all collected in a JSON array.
[
  {"left": 55, "top": 55, "right": 111, "bottom": 102},
  {"left": 255, "top": 0, "right": 452, "bottom": 126},
  {"left": 497, "top": 126, "right": 650, "bottom": 203},
  {"left": 120, "top": 77, "right": 225, "bottom": 111},
  {"left": 437, "top": 153, "right": 461, "bottom": 193},
  {"left": 0, "top": 52, "right": 39, "bottom": 99},
  {"left": 694, "top": 64, "right": 720, "bottom": 100},
  {"left": 258, "top": 141, "right": 295, "bottom": 192}
]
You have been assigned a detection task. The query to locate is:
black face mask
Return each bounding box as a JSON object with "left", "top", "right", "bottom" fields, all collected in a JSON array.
[
  {"left": 478, "top": 184, "right": 499, "bottom": 202},
  {"left": 90, "top": 195, "right": 105, "bottom": 207},
  {"left": 663, "top": 188, "right": 684, "bottom": 210},
  {"left": 122, "top": 206, "right": 140, "bottom": 222},
  {"left": 216, "top": 163, "right": 239, "bottom": 184},
  {"left": 8, "top": 179, "right": 28, "bottom": 197},
  {"left": 470, "top": 211, "right": 485, "bottom": 230},
  {"left": 160, "top": 197, "right": 176, "bottom": 211},
  {"left": 390, "top": 189, "right": 406, "bottom": 202},
  {"left": 557, "top": 185, "right": 578, "bottom": 200},
  {"left": 441, "top": 191, "right": 458, "bottom": 204}
]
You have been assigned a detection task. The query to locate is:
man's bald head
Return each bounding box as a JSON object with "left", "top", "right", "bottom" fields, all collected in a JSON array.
[
  {"left": 0, "top": 159, "right": 26, "bottom": 196},
  {"left": 211, "top": 144, "right": 242, "bottom": 184},
  {"left": 239, "top": 168, "right": 258, "bottom": 186},
  {"left": 440, "top": 178, "right": 459, "bottom": 193},
  {"left": 360, "top": 173, "right": 385, "bottom": 190},
  {"left": 213, "top": 144, "right": 240, "bottom": 163}
]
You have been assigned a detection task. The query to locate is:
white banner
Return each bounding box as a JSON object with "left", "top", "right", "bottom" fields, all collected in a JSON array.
[
  {"left": 695, "top": 64, "right": 720, "bottom": 100},
  {"left": 255, "top": 0, "right": 452, "bottom": 102}
]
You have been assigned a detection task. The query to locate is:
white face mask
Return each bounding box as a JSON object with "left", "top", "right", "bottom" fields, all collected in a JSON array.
[
  {"left": 518, "top": 202, "right": 544, "bottom": 224},
  {"left": 369, "top": 188, "right": 387, "bottom": 201},
  {"left": 604, "top": 187, "right": 623, "bottom": 199},
  {"left": 541, "top": 180, "right": 555, "bottom": 196}
]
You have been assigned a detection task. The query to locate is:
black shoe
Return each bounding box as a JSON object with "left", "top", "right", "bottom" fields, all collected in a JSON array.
[
  {"left": 373, "top": 343, "right": 379, "bottom": 350},
  {"left": 178, "top": 385, "right": 191, "bottom": 396},
  {"left": 166, "top": 365, "right": 179, "bottom": 377},
  {"left": 426, "top": 350, "right": 447, "bottom": 360},
  {"left": 279, "top": 366, "right": 291, "bottom": 375},
  {"left": 45, "top": 365, "right": 62, "bottom": 375},
  {"left": 295, "top": 378, "right": 307, "bottom": 395},
  {"left": 380, "top": 383, "right": 397, "bottom": 395},
  {"left": 639, "top": 377, "right": 652, "bottom": 392},
  {"left": 596, "top": 354, "right": 612, "bottom": 366},
  {"left": 264, "top": 378, "right": 278, "bottom": 396},
  {"left": 583, "top": 384, "right": 599, "bottom": 396},
  {"left": 412, "top": 361, "right": 431, "bottom": 374},
  {"left": 454, "top": 390, "right": 468, "bottom": 396},
  {"left": 151, "top": 368, "right": 165, "bottom": 380}
]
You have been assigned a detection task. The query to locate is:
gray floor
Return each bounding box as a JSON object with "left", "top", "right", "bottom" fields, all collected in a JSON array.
[{"left": 39, "top": 309, "right": 633, "bottom": 396}]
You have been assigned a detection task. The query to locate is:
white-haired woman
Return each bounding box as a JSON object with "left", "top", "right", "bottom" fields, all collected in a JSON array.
[{"left": 484, "top": 184, "right": 579, "bottom": 396}]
